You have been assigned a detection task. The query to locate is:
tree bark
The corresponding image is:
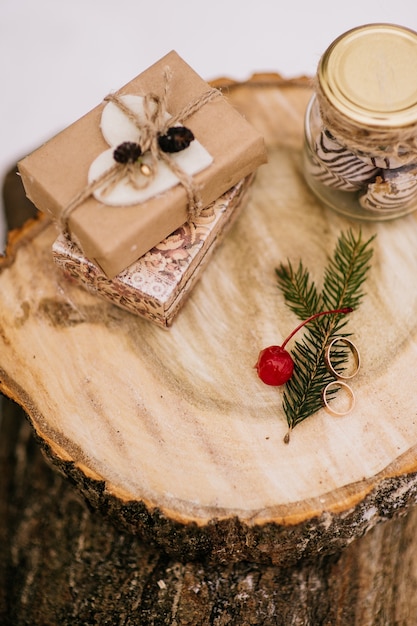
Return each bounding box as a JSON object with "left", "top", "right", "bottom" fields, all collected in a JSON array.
[{"left": 2, "top": 398, "right": 417, "bottom": 625}]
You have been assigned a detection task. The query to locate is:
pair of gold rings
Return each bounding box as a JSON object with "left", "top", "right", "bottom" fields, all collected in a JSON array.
[{"left": 322, "top": 337, "right": 360, "bottom": 416}]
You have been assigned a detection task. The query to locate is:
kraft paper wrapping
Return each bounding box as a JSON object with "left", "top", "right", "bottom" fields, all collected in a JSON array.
[{"left": 18, "top": 51, "right": 267, "bottom": 278}]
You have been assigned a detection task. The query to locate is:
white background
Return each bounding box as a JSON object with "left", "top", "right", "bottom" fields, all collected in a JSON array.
[{"left": 1, "top": 0, "right": 416, "bottom": 246}]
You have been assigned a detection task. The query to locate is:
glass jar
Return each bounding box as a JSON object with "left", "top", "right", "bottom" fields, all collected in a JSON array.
[{"left": 303, "top": 23, "right": 417, "bottom": 221}]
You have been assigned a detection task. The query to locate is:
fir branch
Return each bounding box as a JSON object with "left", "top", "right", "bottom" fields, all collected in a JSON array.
[
  {"left": 278, "top": 230, "right": 375, "bottom": 442},
  {"left": 275, "top": 261, "right": 322, "bottom": 321},
  {"left": 322, "top": 229, "right": 375, "bottom": 312}
]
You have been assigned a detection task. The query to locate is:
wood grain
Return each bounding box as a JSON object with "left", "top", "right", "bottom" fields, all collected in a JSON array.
[{"left": 2, "top": 76, "right": 417, "bottom": 565}]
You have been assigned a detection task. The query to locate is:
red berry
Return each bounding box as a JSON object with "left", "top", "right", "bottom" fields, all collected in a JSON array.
[
  {"left": 255, "top": 346, "right": 294, "bottom": 385},
  {"left": 255, "top": 307, "right": 353, "bottom": 387}
]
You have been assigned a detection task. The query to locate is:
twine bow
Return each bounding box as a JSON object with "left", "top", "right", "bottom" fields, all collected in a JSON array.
[{"left": 60, "top": 69, "right": 221, "bottom": 230}]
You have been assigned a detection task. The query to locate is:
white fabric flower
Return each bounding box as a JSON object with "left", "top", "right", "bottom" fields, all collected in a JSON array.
[{"left": 88, "top": 95, "right": 213, "bottom": 206}]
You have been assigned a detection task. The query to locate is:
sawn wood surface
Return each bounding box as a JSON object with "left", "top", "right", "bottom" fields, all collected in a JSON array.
[{"left": 1, "top": 75, "right": 417, "bottom": 566}]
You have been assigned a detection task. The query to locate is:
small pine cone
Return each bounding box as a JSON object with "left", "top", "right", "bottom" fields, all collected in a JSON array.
[
  {"left": 158, "top": 126, "right": 194, "bottom": 153},
  {"left": 113, "top": 141, "right": 142, "bottom": 164}
]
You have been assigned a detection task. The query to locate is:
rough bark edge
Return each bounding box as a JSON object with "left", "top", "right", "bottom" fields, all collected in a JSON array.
[
  {"left": 29, "top": 409, "right": 417, "bottom": 567},
  {"left": 4, "top": 400, "right": 417, "bottom": 625},
  {"left": 210, "top": 72, "right": 312, "bottom": 91}
]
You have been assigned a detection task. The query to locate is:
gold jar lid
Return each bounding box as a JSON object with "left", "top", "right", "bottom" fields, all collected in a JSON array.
[{"left": 318, "top": 23, "right": 417, "bottom": 128}]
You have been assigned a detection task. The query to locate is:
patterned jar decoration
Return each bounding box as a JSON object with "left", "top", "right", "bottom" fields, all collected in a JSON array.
[{"left": 304, "top": 23, "right": 417, "bottom": 221}]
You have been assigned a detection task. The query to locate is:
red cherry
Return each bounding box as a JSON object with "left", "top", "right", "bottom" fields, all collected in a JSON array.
[
  {"left": 255, "top": 346, "right": 294, "bottom": 386},
  {"left": 255, "top": 307, "right": 353, "bottom": 386}
]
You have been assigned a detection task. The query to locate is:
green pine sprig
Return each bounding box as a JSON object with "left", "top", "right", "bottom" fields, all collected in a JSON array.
[{"left": 275, "top": 229, "right": 375, "bottom": 442}]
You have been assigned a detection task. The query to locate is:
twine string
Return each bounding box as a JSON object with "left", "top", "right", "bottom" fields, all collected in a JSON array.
[
  {"left": 315, "top": 78, "right": 417, "bottom": 165},
  {"left": 60, "top": 69, "right": 221, "bottom": 230}
]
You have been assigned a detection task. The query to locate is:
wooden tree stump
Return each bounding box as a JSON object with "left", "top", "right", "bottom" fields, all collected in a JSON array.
[{"left": 2, "top": 75, "right": 417, "bottom": 578}]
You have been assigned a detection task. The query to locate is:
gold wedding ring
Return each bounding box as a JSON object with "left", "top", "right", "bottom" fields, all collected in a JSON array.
[
  {"left": 325, "top": 337, "right": 360, "bottom": 380},
  {"left": 322, "top": 380, "right": 356, "bottom": 416}
]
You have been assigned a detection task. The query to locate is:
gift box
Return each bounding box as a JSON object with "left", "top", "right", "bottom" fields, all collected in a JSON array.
[
  {"left": 52, "top": 176, "right": 253, "bottom": 327},
  {"left": 18, "top": 51, "right": 267, "bottom": 278}
]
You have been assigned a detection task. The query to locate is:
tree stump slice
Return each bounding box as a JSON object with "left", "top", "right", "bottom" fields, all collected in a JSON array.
[{"left": 2, "top": 75, "right": 417, "bottom": 567}]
